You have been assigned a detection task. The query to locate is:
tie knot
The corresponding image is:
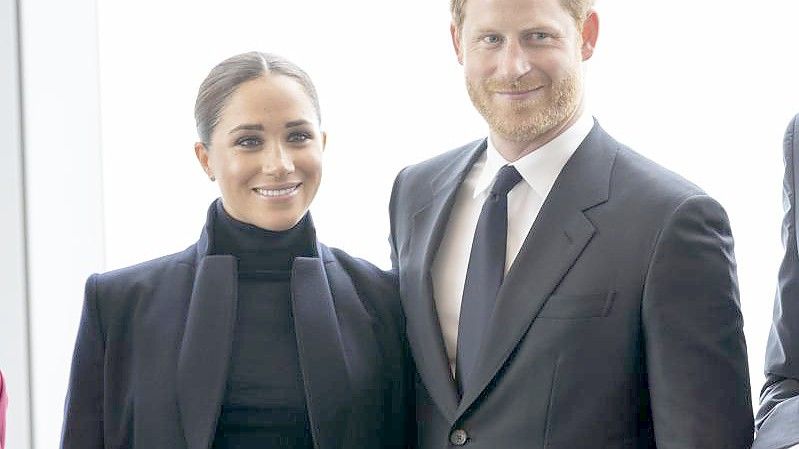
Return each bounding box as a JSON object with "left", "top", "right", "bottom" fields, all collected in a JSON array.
[{"left": 490, "top": 165, "right": 523, "bottom": 196}]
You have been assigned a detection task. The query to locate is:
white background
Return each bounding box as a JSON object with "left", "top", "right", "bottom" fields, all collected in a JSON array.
[{"left": 9, "top": 1, "right": 799, "bottom": 448}]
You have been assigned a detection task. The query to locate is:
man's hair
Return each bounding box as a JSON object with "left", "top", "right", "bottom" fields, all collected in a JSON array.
[{"left": 450, "top": 0, "right": 595, "bottom": 31}]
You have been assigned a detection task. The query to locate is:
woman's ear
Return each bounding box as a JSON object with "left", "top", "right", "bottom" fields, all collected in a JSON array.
[
  {"left": 194, "top": 142, "right": 215, "bottom": 181},
  {"left": 321, "top": 131, "right": 327, "bottom": 152}
]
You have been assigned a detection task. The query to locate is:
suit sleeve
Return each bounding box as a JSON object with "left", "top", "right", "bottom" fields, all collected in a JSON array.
[
  {"left": 642, "top": 194, "right": 754, "bottom": 448},
  {"left": 388, "top": 167, "right": 408, "bottom": 274},
  {"left": 754, "top": 113, "right": 799, "bottom": 449},
  {"left": 387, "top": 168, "right": 417, "bottom": 448},
  {"left": 61, "top": 274, "right": 104, "bottom": 449}
]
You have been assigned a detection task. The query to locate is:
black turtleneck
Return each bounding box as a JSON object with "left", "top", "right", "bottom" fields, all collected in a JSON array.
[{"left": 210, "top": 200, "right": 316, "bottom": 449}]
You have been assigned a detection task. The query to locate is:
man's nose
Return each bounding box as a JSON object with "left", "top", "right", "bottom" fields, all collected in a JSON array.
[{"left": 498, "top": 40, "right": 532, "bottom": 79}]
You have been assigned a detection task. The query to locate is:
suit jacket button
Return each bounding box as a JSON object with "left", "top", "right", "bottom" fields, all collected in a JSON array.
[{"left": 450, "top": 429, "right": 468, "bottom": 445}]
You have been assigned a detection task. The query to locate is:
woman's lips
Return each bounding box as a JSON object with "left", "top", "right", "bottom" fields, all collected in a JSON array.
[{"left": 252, "top": 183, "right": 302, "bottom": 198}]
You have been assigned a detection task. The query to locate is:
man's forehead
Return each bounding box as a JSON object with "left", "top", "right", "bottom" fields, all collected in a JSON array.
[{"left": 461, "top": 0, "right": 573, "bottom": 28}]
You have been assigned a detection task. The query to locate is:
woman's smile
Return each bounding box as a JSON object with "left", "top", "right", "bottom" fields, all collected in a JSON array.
[{"left": 252, "top": 183, "right": 302, "bottom": 199}]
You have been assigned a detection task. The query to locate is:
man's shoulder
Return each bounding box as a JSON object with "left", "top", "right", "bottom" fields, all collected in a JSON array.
[
  {"left": 583, "top": 125, "right": 697, "bottom": 193},
  {"left": 611, "top": 143, "right": 705, "bottom": 201},
  {"left": 576, "top": 125, "right": 718, "bottom": 225}
]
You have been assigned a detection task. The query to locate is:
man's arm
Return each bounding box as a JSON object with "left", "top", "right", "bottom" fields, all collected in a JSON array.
[
  {"left": 753, "top": 113, "right": 799, "bottom": 449},
  {"left": 386, "top": 167, "right": 417, "bottom": 448},
  {"left": 755, "top": 374, "right": 799, "bottom": 449},
  {"left": 642, "top": 194, "right": 753, "bottom": 448},
  {"left": 755, "top": 235, "right": 799, "bottom": 449},
  {"left": 388, "top": 167, "right": 409, "bottom": 274}
]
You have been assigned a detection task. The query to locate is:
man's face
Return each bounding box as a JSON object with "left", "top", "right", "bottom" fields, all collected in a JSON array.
[{"left": 453, "top": 0, "right": 595, "bottom": 143}]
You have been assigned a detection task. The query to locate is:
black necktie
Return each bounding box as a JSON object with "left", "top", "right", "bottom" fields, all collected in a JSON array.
[{"left": 456, "top": 165, "right": 523, "bottom": 395}]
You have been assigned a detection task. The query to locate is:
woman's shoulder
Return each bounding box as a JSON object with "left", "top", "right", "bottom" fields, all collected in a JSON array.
[
  {"left": 78, "top": 244, "right": 199, "bottom": 339},
  {"left": 93, "top": 244, "right": 197, "bottom": 287},
  {"left": 86, "top": 244, "right": 198, "bottom": 320},
  {"left": 322, "top": 245, "right": 402, "bottom": 321},
  {"left": 324, "top": 245, "right": 394, "bottom": 280},
  {"left": 324, "top": 246, "right": 396, "bottom": 293}
]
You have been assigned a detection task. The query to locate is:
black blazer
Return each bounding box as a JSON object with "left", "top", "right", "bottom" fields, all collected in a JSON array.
[
  {"left": 389, "top": 122, "right": 753, "bottom": 448},
  {"left": 61, "top": 206, "right": 411, "bottom": 449},
  {"left": 754, "top": 113, "right": 799, "bottom": 449}
]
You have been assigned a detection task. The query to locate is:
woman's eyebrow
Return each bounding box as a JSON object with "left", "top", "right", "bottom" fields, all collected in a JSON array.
[
  {"left": 285, "top": 119, "right": 311, "bottom": 128},
  {"left": 228, "top": 123, "right": 264, "bottom": 134}
]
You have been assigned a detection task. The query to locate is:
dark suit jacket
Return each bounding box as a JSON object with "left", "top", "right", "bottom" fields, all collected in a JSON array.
[
  {"left": 61, "top": 205, "right": 411, "bottom": 449},
  {"left": 754, "top": 113, "right": 799, "bottom": 449},
  {"left": 0, "top": 370, "right": 6, "bottom": 449},
  {"left": 389, "top": 122, "right": 753, "bottom": 448}
]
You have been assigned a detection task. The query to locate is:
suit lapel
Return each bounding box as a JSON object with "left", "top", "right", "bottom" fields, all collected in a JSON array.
[
  {"left": 402, "top": 140, "right": 486, "bottom": 421},
  {"left": 292, "top": 246, "right": 351, "bottom": 449},
  {"left": 455, "top": 125, "right": 618, "bottom": 416},
  {"left": 176, "top": 254, "right": 238, "bottom": 449}
]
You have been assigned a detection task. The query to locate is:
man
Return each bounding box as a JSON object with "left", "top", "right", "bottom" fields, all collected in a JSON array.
[
  {"left": 753, "top": 113, "right": 799, "bottom": 449},
  {"left": 0, "top": 371, "right": 6, "bottom": 449},
  {"left": 388, "top": 0, "right": 754, "bottom": 447}
]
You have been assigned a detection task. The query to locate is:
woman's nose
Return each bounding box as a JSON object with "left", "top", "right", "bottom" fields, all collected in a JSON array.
[{"left": 261, "top": 144, "right": 295, "bottom": 177}]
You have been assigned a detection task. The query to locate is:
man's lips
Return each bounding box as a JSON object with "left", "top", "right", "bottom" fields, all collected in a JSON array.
[{"left": 492, "top": 86, "right": 543, "bottom": 98}]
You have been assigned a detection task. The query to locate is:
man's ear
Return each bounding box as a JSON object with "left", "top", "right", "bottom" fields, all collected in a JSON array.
[
  {"left": 194, "top": 142, "right": 214, "bottom": 180},
  {"left": 321, "top": 131, "right": 327, "bottom": 151},
  {"left": 451, "top": 22, "right": 464, "bottom": 65},
  {"left": 580, "top": 10, "right": 599, "bottom": 61}
]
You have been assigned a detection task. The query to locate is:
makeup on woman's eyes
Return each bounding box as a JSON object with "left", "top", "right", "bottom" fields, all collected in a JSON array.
[
  {"left": 234, "top": 135, "right": 263, "bottom": 147},
  {"left": 287, "top": 130, "right": 314, "bottom": 143},
  {"left": 227, "top": 120, "right": 316, "bottom": 148}
]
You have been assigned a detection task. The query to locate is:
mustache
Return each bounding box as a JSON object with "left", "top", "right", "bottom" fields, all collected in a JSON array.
[{"left": 484, "top": 78, "right": 542, "bottom": 92}]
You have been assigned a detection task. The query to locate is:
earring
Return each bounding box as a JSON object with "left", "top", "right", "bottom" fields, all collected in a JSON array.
[{"left": 209, "top": 174, "right": 216, "bottom": 181}]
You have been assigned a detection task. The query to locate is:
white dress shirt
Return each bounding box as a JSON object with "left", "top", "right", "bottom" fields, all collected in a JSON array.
[{"left": 431, "top": 112, "right": 595, "bottom": 376}]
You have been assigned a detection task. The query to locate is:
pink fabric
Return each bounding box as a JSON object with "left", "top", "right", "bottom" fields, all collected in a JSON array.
[{"left": 0, "top": 370, "right": 7, "bottom": 449}]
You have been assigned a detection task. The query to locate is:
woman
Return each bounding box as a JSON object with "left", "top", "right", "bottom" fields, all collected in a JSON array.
[{"left": 61, "top": 51, "right": 410, "bottom": 449}]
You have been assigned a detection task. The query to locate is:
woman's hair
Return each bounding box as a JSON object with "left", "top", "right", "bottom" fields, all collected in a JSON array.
[{"left": 194, "top": 51, "right": 321, "bottom": 145}]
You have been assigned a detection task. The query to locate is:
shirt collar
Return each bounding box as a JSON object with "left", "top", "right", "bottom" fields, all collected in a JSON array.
[{"left": 473, "top": 111, "right": 595, "bottom": 199}]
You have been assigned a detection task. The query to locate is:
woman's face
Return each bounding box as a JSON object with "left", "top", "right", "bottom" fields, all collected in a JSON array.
[{"left": 196, "top": 74, "right": 325, "bottom": 231}]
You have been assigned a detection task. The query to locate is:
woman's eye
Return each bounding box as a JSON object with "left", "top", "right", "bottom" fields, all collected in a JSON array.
[
  {"left": 236, "top": 136, "right": 262, "bottom": 147},
  {"left": 287, "top": 132, "right": 312, "bottom": 143}
]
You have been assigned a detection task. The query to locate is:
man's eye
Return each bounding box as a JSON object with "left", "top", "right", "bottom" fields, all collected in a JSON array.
[
  {"left": 481, "top": 35, "right": 502, "bottom": 45},
  {"left": 528, "top": 32, "right": 550, "bottom": 41},
  {"left": 287, "top": 132, "right": 312, "bottom": 143},
  {"left": 236, "top": 137, "right": 262, "bottom": 147}
]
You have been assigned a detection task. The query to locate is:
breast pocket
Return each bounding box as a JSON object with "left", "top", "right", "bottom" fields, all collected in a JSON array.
[{"left": 537, "top": 291, "right": 615, "bottom": 319}]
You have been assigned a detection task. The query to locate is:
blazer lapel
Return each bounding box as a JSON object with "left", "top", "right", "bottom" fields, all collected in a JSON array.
[
  {"left": 292, "top": 248, "right": 351, "bottom": 449},
  {"left": 176, "top": 254, "right": 238, "bottom": 449},
  {"left": 456, "top": 125, "right": 618, "bottom": 416},
  {"left": 402, "top": 140, "right": 486, "bottom": 421}
]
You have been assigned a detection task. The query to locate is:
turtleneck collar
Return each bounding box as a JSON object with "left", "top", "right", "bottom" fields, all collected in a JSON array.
[{"left": 208, "top": 199, "right": 317, "bottom": 277}]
